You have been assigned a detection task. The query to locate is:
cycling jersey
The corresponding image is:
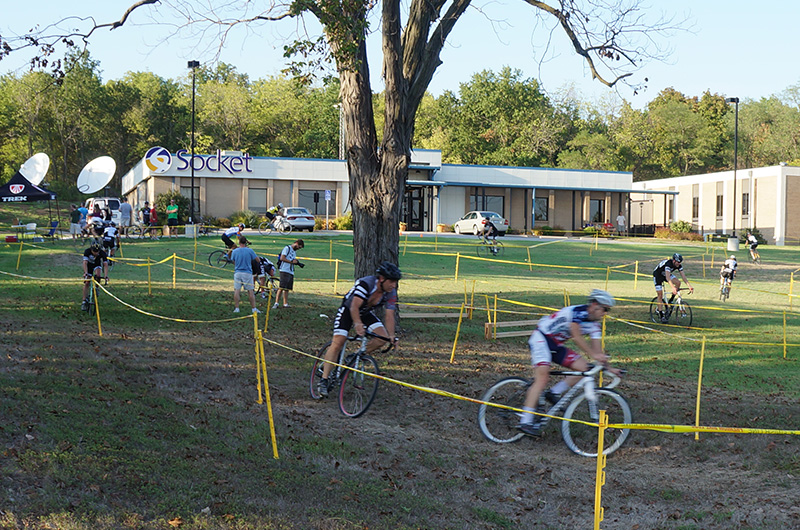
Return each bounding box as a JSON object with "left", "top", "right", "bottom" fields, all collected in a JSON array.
[
  {"left": 483, "top": 219, "right": 498, "bottom": 237},
  {"left": 223, "top": 226, "right": 241, "bottom": 237},
  {"left": 536, "top": 304, "right": 601, "bottom": 345},
  {"left": 254, "top": 257, "right": 275, "bottom": 277},
  {"left": 340, "top": 275, "right": 398, "bottom": 314},
  {"left": 83, "top": 248, "right": 108, "bottom": 269},
  {"left": 747, "top": 235, "right": 758, "bottom": 249},
  {"left": 721, "top": 258, "right": 737, "bottom": 274},
  {"left": 653, "top": 259, "right": 682, "bottom": 284}
]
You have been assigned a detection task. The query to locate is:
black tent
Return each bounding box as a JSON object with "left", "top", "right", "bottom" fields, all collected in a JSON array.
[
  {"left": 0, "top": 171, "right": 57, "bottom": 203},
  {"left": 0, "top": 171, "right": 61, "bottom": 234}
]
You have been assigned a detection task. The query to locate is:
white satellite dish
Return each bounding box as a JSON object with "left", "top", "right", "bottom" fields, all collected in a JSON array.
[
  {"left": 19, "top": 152, "right": 50, "bottom": 186},
  {"left": 77, "top": 156, "right": 116, "bottom": 195}
]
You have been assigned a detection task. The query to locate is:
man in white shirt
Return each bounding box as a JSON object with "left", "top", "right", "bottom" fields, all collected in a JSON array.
[
  {"left": 274, "top": 239, "right": 304, "bottom": 308},
  {"left": 615, "top": 211, "right": 626, "bottom": 236}
]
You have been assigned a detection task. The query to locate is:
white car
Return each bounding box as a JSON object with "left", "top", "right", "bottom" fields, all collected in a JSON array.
[
  {"left": 284, "top": 207, "right": 316, "bottom": 231},
  {"left": 453, "top": 211, "right": 509, "bottom": 235}
]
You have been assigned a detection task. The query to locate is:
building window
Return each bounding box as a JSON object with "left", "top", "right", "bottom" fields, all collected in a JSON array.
[
  {"left": 533, "top": 197, "right": 548, "bottom": 221},
  {"left": 715, "top": 195, "right": 723, "bottom": 217},
  {"left": 180, "top": 186, "right": 200, "bottom": 217},
  {"left": 469, "top": 190, "right": 504, "bottom": 216},
  {"left": 247, "top": 188, "right": 267, "bottom": 214},
  {"left": 741, "top": 192, "right": 750, "bottom": 216},
  {"left": 299, "top": 189, "right": 336, "bottom": 215},
  {"left": 668, "top": 197, "right": 674, "bottom": 223},
  {"left": 692, "top": 184, "right": 699, "bottom": 221},
  {"left": 589, "top": 199, "right": 605, "bottom": 223}
]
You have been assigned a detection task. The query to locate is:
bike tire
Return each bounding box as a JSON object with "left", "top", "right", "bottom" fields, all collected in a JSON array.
[
  {"left": 673, "top": 299, "right": 693, "bottom": 327},
  {"left": 476, "top": 243, "right": 489, "bottom": 258},
  {"left": 208, "top": 250, "right": 230, "bottom": 268},
  {"left": 126, "top": 225, "right": 143, "bottom": 240},
  {"left": 309, "top": 342, "right": 332, "bottom": 400},
  {"left": 754, "top": 255, "right": 761, "bottom": 265},
  {"left": 338, "top": 354, "right": 380, "bottom": 418},
  {"left": 258, "top": 221, "right": 272, "bottom": 236},
  {"left": 648, "top": 296, "right": 662, "bottom": 324},
  {"left": 493, "top": 241, "right": 505, "bottom": 258},
  {"left": 561, "top": 388, "right": 632, "bottom": 457},
  {"left": 477, "top": 377, "right": 529, "bottom": 443},
  {"left": 278, "top": 222, "right": 293, "bottom": 235}
]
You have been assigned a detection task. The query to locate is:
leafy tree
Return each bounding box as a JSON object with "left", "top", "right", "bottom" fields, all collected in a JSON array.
[{"left": 0, "top": 0, "right": 683, "bottom": 277}]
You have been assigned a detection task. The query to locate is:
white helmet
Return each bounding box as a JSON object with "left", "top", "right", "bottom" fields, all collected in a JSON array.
[
  {"left": 588, "top": 289, "right": 615, "bottom": 308},
  {"left": 278, "top": 203, "right": 284, "bottom": 208},
  {"left": 730, "top": 255, "right": 736, "bottom": 260}
]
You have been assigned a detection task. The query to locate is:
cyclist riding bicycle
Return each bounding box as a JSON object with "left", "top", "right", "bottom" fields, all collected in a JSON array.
[
  {"left": 518, "top": 289, "right": 621, "bottom": 436},
  {"left": 265, "top": 203, "right": 284, "bottom": 224},
  {"left": 101, "top": 222, "right": 120, "bottom": 264},
  {"left": 746, "top": 232, "right": 759, "bottom": 260},
  {"left": 81, "top": 242, "right": 109, "bottom": 311},
  {"left": 480, "top": 217, "right": 500, "bottom": 255},
  {"left": 253, "top": 255, "right": 277, "bottom": 299},
  {"left": 317, "top": 261, "right": 401, "bottom": 397},
  {"left": 720, "top": 255, "right": 737, "bottom": 291},
  {"left": 221, "top": 223, "right": 245, "bottom": 254},
  {"left": 653, "top": 253, "right": 694, "bottom": 323}
]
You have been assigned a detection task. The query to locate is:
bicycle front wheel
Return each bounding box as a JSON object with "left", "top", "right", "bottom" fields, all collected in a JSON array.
[
  {"left": 476, "top": 243, "right": 489, "bottom": 258},
  {"left": 277, "top": 221, "right": 292, "bottom": 235},
  {"left": 310, "top": 342, "right": 332, "bottom": 400},
  {"left": 672, "top": 299, "right": 693, "bottom": 327},
  {"left": 338, "top": 354, "right": 379, "bottom": 418},
  {"left": 561, "top": 388, "right": 631, "bottom": 457},
  {"left": 208, "top": 250, "right": 230, "bottom": 268},
  {"left": 477, "top": 377, "right": 529, "bottom": 443},
  {"left": 258, "top": 221, "right": 272, "bottom": 236},
  {"left": 126, "top": 225, "right": 143, "bottom": 240}
]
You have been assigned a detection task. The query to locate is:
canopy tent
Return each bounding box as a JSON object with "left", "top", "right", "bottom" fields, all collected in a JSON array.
[{"left": 0, "top": 170, "right": 61, "bottom": 234}]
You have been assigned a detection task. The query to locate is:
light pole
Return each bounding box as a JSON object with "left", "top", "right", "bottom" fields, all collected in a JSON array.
[
  {"left": 188, "top": 60, "right": 200, "bottom": 224},
  {"left": 725, "top": 97, "right": 739, "bottom": 237}
]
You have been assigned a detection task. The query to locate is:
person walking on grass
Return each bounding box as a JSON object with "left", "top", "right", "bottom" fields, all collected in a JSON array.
[
  {"left": 274, "top": 239, "right": 304, "bottom": 308},
  {"left": 231, "top": 236, "right": 260, "bottom": 314}
]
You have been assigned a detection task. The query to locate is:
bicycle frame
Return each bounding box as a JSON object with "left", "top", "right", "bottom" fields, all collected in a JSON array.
[{"left": 536, "top": 365, "right": 621, "bottom": 427}]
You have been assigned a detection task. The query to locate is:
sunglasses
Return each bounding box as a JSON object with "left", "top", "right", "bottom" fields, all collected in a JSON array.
[{"left": 600, "top": 306, "right": 611, "bottom": 313}]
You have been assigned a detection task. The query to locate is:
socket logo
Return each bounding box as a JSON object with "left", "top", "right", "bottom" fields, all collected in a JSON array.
[{"left": 145, "top": 146, "right": 172, "bottom": 173}]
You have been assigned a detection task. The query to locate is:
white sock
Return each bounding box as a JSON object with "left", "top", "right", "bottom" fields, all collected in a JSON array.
[
  {"left": 551, "top": 381, "right": 569, "bottom": 395},
  {"left": 520, "top": 406, "right": 537, "bottom": 424}
]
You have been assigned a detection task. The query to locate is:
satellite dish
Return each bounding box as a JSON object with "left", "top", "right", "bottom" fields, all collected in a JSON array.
[
  {"left": 19, "top": 153, "right": 50, "bottom": 185},
  {"left": 77, "top": 156, "right": 116, "bottom": 195}
]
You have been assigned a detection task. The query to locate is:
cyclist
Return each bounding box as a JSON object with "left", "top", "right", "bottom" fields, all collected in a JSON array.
[
  {"left": 221, "top": 223, "right": 245, "bottom": 256},
  {"left": 720, "top": 255, "right": 737, "bottom": 291},
  {"left": 81, "top": 242, "right": 109, "bottom": 311},
  {"left": 265, "top": 203, "right": 284, "bottom": 227},
  {"left": 653, "top": 253, "right": 694, "bottom": 323},
  {"left": 253, "top": 255, "right": 277, "bottom": 299},
  {"left": 316, "top": 261, "right": 401, "bottom": 397},
  {"left": 101, "top": 222, "right": 120, "bottom": 265},
  {"left": 480, "top": 216, "right": 500, "bottom": 254},
  {"left": 746, "top": 232, "right": 759, "bottom": 261},
  {"left": 518, "top": 289, "right": 620, "bottom": 436}
]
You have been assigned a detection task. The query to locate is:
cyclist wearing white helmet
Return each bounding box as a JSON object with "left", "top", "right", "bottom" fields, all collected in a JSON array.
[
  {"left": 518, "top": 289, "right": 621, "bottom": 436},
  {"left": 720, "top": 254, "right": 737, "bottom": 290},
  {"left": 265, "top": 202, "right": 284, "bottom": 223},
  {"left": 221, "top": 223, "right": 245, "bottom": 254},
  {"left": 652, "top": 253, "right": 693, "bottom": 323}
]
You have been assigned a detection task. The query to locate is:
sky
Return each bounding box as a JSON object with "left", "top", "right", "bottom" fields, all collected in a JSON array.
[{"left": 2, "top": 0, "right": 798, "bottom": 109}]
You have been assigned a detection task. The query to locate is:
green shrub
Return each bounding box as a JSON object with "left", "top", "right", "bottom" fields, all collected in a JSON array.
[
  {"left": 229, "top": 210, "right": 261, "bottom": 229},
  {"left": 218, "top": 217, "right": 232, "bottom": 229},
  {"left": 333, "top": 212, "right": 353, "bottom": 231},
  {"left": 583, "top": 225, "right": 610, "bottom": 237},
  {"left": 155, "top": 191, "right": 190, "bottom": 223},
  {"left": 655, "top": 226, "right": 704, "bottom": 241},
  {"left": 669, "top": 220, "right": 693, "bottom": 233},
  {"left": 538, "top": 225, "right": 565, "bottom": 236}
]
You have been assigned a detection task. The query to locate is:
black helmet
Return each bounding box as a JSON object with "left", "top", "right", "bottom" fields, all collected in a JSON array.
[
  {"left": 90, "top": 242, "right": 101, "bottom": 252},
  {"left": 672, "top": 253, "right": 683, "bottom": 263},
  {"left": 376, "top": 261, "right": 402, "bottom": 280}
]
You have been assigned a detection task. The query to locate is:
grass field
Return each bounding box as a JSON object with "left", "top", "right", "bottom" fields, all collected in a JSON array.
[{"left": 2, "top": 230, "right": 799, "bottom": 529}]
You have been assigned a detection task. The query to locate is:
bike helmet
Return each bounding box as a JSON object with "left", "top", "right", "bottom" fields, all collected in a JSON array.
[
  {"left": 110, "top": 222, "right": 116, "bottom": 227},
  {"left": 588, "top": 289, "right": 615, "bottom": 308},
  {"left": 90, "top": 242, "right": 101, "bottom": 252},
  {"left": 278, "top": 203, "right": 284, "bottom": 209},
  {"left": 730, "top": 255, "right": 736, "bottom": 260},
  {"left": 238, "top": 223, "right": 245, "bottom": 230},
  {"left": 376, "top": 261, "right": 402, "bottom": 280},
  {"left": 672, "top": 253, "right": 683, "bottom": 263}
]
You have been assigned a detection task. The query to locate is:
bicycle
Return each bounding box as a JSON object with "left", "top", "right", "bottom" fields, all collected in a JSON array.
[
  {"left": 719, "top": 281, "right": 731, "bottom": 302},
  {"left": 649, "top": 288, "right": 693, "bottom": 327},
  {"left": 477, "top": 363, "right": 631, "bottom": 457},
  {"left": 208, "top": 248, "right": 234, "bottom": 268},
  {"left": 309, "top": 330, "right": 393, "bottom": 418},
  {"left": 749, "top": 248, "right": 761, "bottom": 265},
  {"left": 82, "top": 276, "right": 108, "bottom": 314},
  {"left": 258, "top": 216, "right": 292, "bottom": 235},
  {"left": 476, "top": 237, "right": 504, "bottom": 258},
  {"left": 255, "top": 276, "right": 279, "bottom": 298},
  {"left": 124, "top": 222, "right": 146, "bottom": 240}
]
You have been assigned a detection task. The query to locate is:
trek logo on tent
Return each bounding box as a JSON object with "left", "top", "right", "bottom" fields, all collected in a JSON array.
[
  {"left": 145, "top": 146, "right": 172, "bottom": 174},
  {"left": 2, "top": 196, "right": 27, "bottom": 202},
  {"left": 9, "top": 184, "right": 24, "bottom": 194}
]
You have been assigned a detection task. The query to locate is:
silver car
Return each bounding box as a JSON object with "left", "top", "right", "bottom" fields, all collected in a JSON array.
[
  {"left": 453, "top": 211, "right": 509, "bottom": 235},
  {"left": 284, "top": 207, "right": 316, "bottom": 232}
]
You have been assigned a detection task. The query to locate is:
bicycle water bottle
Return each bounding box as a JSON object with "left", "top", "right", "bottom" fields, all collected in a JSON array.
[{"left": 584, "top": 377, "right": 599, "bottom": 421}]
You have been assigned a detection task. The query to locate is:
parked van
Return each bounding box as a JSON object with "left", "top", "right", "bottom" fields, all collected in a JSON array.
[{"left": 84, "top": 197, "right": 122, "bottom": 225}]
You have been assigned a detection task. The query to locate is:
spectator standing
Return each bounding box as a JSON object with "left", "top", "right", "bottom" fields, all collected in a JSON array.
[
  {"left": 230, "top": 236, "right": 260, "bottom": 314},
  {"left": 274, "top": 239, "right": 304, "bottom": 308},
  {"left": 149, "top": 206, "right": 160, "bottom": 240},
  {"left": 166, "top": 199, "right": 179, "bottom": 238},
  {"left": 616, "top": 211, "right": 626, "bottom": 236},
  {"left": 77, "top": 204, "right": 89, "bottom": 234},
  {"left": 119, "top": 197, "right": 133, "bottom": 236},
  {"left": 69, "top": 204, "right": 82, "bottom": 240}
]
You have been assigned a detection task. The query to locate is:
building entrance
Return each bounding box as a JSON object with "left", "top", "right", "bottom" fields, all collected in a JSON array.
[{"left": 402, "top": 186, "right": 432, "bottom": 231}]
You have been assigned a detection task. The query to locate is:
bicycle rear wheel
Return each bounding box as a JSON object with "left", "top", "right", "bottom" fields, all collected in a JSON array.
[
  {"left": 561, "top": 388, "right": 631, "bottom": 457},
  {"left": 477, "top": 377, "right": 529, "bottom": 443},
  {"left": 258, "top": 221, "right": 272, "bottom": 235},
  {"left": 208, "top": 250, "right": 230, "bottom": 268},
  {"left": 493, "top": 241, "right": 504, "bottom": 258},
  {"left": 309, "top": 342, "right": 332, "bottom": 400},
  {"left": 126, "top": 225, "right": 143, "bottom": 240},
  {"left": 476, "top": 243, "right": 489, "bottom": 258},
  {"left": 672, "top": 299, "right": 693, "bottom": 327},
  {"left": 338, "top": 354, "right": 379, "bottom": 418},
  {"left": 648, "top": 296, "right": 663, "bottom": 324}
]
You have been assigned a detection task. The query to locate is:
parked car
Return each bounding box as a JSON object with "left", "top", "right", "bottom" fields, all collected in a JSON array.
[
  {"left": 284, "top": 207, "right": 315, "bottom": 232},
  {"left": 453, "top": 211, "right": 509, "bottom": 235},
  {"left": 84, "top": 197, "right": 122, "bottom": 225}
]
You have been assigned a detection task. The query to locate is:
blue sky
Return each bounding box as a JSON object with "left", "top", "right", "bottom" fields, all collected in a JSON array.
[{"left": 2, "top": 0, "right": 798, "bottom": 109}]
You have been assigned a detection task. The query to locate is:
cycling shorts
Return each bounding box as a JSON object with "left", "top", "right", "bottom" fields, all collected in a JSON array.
[
  {"left": 653, "top": 274, "right": 677, "bottom": 291},
  {"left": 221, "top": 234, "right": 235, "bottom": 249},
  {"left": 332, "top": 305, "right": 384, "bottom": 337},
  {"left": 749, "top": 242, "right": 758, "bottom": 250},
  {"left": 528, "top": 330, "right": 581, "bottom": 368},
  {"left": 720, "top": 270, "right": 734, "bottom": 280}
]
